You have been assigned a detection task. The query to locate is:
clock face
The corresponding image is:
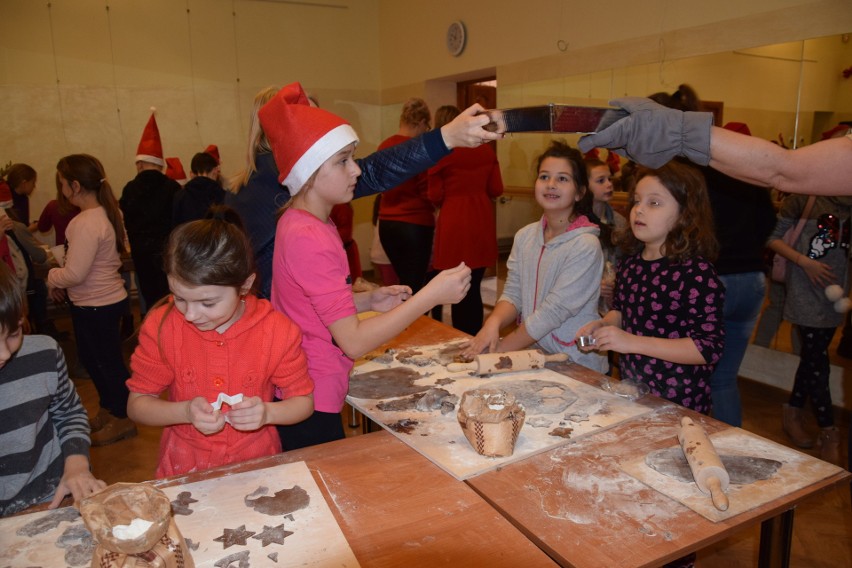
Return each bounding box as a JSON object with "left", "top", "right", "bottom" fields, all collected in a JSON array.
[{"left": 447, "top": 21, "right": 466, "bottom": 57}]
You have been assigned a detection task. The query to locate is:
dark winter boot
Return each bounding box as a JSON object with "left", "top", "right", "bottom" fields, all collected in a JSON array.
[{"left": 782, "top": 403, "right": 814, "bottom": 448}]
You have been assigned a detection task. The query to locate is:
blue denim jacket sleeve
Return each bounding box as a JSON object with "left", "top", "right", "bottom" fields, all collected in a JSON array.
[{"left": 353, "top": 129, "right": 450, "bottom": 199}]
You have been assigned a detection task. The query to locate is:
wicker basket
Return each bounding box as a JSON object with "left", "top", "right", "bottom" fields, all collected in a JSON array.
[
  {"left": 80, "top": 482, "right": 194, "bottom": 567},
  {"left": 457, "top": 388, "right": 525, "bottom": 457}
]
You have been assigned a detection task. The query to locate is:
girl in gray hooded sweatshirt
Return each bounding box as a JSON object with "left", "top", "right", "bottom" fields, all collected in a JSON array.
[{"left": 465, "top": 141, "right": 607, "bottom": 373}]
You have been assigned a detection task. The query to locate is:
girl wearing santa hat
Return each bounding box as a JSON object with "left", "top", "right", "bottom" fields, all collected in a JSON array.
[{"left": 261, "top": 83, "right": 498, "bottom": 449}]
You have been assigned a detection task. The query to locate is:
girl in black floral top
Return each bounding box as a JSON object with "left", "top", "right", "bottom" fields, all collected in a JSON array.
[{"left": 577, "top": 161, "right": 724, "bottom": 413}]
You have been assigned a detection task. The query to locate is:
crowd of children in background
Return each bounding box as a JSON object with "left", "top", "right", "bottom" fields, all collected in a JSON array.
[{"left": 2, "top": 80, "right": 850, "bottom": 518}]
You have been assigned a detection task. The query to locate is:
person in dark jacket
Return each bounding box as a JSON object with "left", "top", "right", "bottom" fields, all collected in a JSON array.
[
  {"left": 120, "top": 111, "right": 180, "bottom": 313},
  {"left": 172, "top": 152, "right": 225, "bottom": 226}
]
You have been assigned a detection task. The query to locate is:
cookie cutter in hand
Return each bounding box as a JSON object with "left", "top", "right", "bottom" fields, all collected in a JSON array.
[
  {"left": 576, "top": 335, "right": 596, "bottom": 348},
  {"left": 211, "top": 392, "right": 244, "bottom": 424},
  {"left": 600, "top": 378, "right": 650, "bottom": 401}
]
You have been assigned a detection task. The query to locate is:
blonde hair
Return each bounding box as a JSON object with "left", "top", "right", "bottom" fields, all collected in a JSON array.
[
  {"left": 399, "top": 98, "right": 431, "bottom": 129},
  {"left": 228, "top": 85, "right": 279, "bottom": 193}
]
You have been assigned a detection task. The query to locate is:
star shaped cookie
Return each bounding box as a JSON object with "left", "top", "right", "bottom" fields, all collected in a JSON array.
[{"left": 213, "top": 525, "right": 256, "bottom": 549}]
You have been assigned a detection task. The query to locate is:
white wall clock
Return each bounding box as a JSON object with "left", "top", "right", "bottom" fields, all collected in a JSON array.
[{"left": 446, "top": 20, "right": 466, "bottom": 57}]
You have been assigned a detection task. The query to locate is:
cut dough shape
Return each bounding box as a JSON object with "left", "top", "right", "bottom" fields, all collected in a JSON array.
[
  {"left": 245, "top": 486, "right": 310, "bottom": 516},
  {"left": 213, "top": 525, "right": 256, "bottom": 549},
  {"left": 252, "top": 524, "right": 294, "bottom": 547}
]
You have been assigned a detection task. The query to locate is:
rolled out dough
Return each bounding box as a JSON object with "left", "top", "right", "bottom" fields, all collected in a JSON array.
[
  {"left": 349, "top": 367, "right": 431, "bottom": 399},
  {"left": 645, "top": 447, "right": 782, "bottom": 484}
]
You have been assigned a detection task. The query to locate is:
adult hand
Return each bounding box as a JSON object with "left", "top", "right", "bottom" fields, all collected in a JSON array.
[
  {"left": 187, "top": 396, "right": 225, "bottom": 435},
  {"left": 421, "top": 262, "right": 471, "bottom": 306},
  {"left": 578, "top": 97, "right": 713, "bottom": 168},
  {"left": 440, "top": 104, "right": 503, "bottom": 149},
  {"left": 370, "top": 285, "right": 413, "bottom": 312},
  {"left": 227, "top": 396, "right": 267, "bottom": 432}
]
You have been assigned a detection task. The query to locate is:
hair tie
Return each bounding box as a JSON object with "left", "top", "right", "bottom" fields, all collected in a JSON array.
[{"left": 211, "top": 209, "right": 226, "bottom": 221}]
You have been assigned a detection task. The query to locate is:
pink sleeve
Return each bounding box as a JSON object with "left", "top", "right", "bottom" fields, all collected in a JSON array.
[{"left": 47, "top": 218, "right": 99, "bottom": 289}]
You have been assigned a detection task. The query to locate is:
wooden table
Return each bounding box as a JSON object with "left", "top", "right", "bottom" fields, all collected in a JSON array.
[
  {"left": 356, "top": 317, "right": 851, "bottom": 568},
  {"left": 149, "top": 431, "right": 556, "bottom": 567}
]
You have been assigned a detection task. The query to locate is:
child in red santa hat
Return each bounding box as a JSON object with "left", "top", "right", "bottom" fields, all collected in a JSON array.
[{"left": 263, "top": 82, "right": 474, "bottom": 449}]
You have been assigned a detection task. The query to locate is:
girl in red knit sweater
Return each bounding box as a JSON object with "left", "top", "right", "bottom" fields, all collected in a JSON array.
[{"left": 127, "top": 207, "right": 314, "bottom": 478}]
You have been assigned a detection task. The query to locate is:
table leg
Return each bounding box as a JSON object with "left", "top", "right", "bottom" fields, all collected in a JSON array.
[
  {"left": 758, "top": 508, "right": 795, "bottom": 568},
  {"left": 348, "top": 405, "right": 360, "bottom": 428}
]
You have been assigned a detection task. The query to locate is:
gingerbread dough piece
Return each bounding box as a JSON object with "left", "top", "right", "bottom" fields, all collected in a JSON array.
[
  {"left": 16, "top": 507, "right": 80, "bottom": 537},
  {"left": 499, "top": 379, "right": 579, "bottom": 415},
  {"left": 214, "top": 550, "right": 250, "bottom": 568},
  {"left": 252, "top": 524, "right": 294, "bottom": 547},
  {"left": 376, "top": 387, "right": 454, "bottom": 412},
  {"left": 387, "top": 418, "right": 419, "bottom": 434},
  {"left": 171, "top": 491, "right": 198, "bottom": 515},
  {"left": 213, "top": 525, "right": 256, "bottom": 549},
  {"left": 645, "top": 447, "right": 782, "bottom": 484},
  {"left": 245, "top": 486, "right": 310, "bottom": 516},
  {"left": 349, "top": 367, "right": 431, "bottom": 399}
]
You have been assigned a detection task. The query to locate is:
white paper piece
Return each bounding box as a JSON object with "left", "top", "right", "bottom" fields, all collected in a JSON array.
[{"left": 210, "top": 392, "right": 244, "bottom": 411}]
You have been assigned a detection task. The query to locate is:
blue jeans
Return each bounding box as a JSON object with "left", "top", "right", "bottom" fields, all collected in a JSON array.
[{"left": 710, "top": 272, "right": 766, "bottom": 427}]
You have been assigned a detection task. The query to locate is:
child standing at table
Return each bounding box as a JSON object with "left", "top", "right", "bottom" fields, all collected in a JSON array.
[
  {"left": 0, "top": 263, "right": 105, "bottom": 516},
  {"left": 586, "top": 157, "right": 627, "bottom": 314},
  {"left": 126, "top": 207, "right": 314, "bottom": 478},
  {"left": 577, "top": 161, "right": 725, "bottom": 414},
  {"left": 261, "top": 83, "right": 476, "bottom": 450},
  {"left": 464, "top": 140, "right": 607, "bottom": 373}
]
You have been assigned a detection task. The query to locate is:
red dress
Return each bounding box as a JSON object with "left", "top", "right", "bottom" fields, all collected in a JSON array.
[{"left": 427, "top": 145, "right": 504, "bottom": 269}]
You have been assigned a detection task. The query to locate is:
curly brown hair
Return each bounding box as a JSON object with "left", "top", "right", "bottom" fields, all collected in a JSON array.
[{"left": 615, "top": 161, "right": 718, "bottom": 262}]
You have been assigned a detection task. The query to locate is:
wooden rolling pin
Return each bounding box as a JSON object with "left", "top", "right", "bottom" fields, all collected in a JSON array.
[
  {"left": 447, "top": 350, "right": 568, "bottom": 375},
  {"left": 677, "top": 416, "right": 730, "bottom": 511}
]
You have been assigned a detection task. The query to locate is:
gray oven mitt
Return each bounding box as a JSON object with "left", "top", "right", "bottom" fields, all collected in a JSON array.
[{"left": 578, "top": 97, "right": 713, "bottom": 168}]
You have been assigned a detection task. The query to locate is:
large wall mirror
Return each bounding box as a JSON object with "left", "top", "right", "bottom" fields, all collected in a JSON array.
[
  {"left": 492, "top": 33, "right": 852, "bottom": 408},
  {"left": 495, "top": 33, "right": 852, "bottom": 241}
]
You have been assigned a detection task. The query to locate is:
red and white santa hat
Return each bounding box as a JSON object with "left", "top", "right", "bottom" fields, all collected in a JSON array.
[
  {"left": 136, "top": 108, "right": 165, "bottom": 167},
  {"left": 165, "top": 157, "right": 188, "bottom": 185},
  {"left": 204, "top": 144, "right": 220, "bottom": 164},
  {"left": 258, "top": 82, "right": 358, "bottom": 195}
]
